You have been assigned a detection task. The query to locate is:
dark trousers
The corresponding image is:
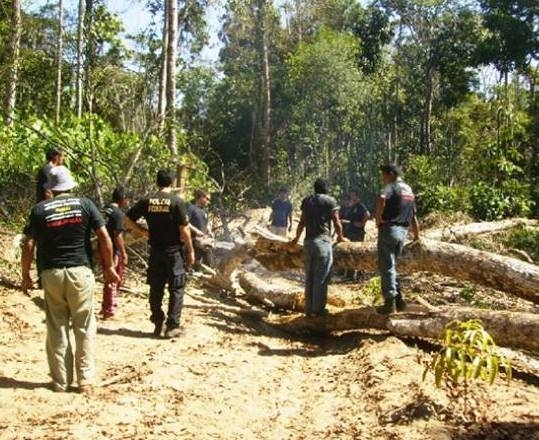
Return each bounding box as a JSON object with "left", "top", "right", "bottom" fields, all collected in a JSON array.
[{"left": 147, "top": 248, "right": 186, "bottom": 329}]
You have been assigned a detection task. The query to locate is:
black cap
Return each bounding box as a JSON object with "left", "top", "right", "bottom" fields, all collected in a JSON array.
[{"left": 380, "top": 163, "right": 402, "bottom": 176}]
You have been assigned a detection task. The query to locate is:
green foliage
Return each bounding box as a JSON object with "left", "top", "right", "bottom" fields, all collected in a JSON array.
[
  {"left": 423, "top": 319, "right": 512, "bottom": 388},
  {"left": 359, "top": 276, "right": 382, "bottom": 306},
  {"left": 504, "top": 226, "right": 539, "bottom": 263},
  {"left": 469, "top": 181, "right": 532, "bottom": 221}
]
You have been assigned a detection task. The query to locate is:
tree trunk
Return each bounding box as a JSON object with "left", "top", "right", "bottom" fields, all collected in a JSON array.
[
  {"left": 277, "top": 306, "right": 539, "bottom": 354},
  {"left": 83, "top": 0, "right": 94, "bottom": 113},
  {"left": 424, "top": 218, "right": 539, "bottom": 242},
  {"left": 76, "top": 0, "right": 86, "bottom": 117},
  {"left": 55, "top": 0, "right": 64, "bottom": 123},
  {"left": 158, "top": 0, "right": 169, "bottom": 132},
  {"left": 257, "top": 0, "right": 271, "bottom": 189},
  {"left": 251, "top": 234, "right": 539, "bottom": 305},
  {"left": 166, "top": 0, "right": 178, "bottom": 158},
  {"left": 4, "top": 0, "right": 21, "bottom": 125}
]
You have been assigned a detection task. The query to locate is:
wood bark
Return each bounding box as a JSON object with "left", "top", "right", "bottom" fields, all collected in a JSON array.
[
  {"left": 76, "top": 0, "right": 86, "bottom": 117},
  {"left": 158, "top": 0, "right": 169, "bottom": 131},
  {"left": 257, "top": 0, "right": 271, "bottom": 188},
  {"left": 166, "top": 0, "right": 178, "bottom": 158},
  {"left": 55, "top": 0, "right": 64, "bottom": 123},
  {"left": 251, "top": 233, "right": 539, "bottom": 305},
  {"left": 4, "top": 0, "right": 21, "bottom": 125},
  {"left": 424, "top": 218, "right": 539, "bottom": 242},
  {"left": 277, "top": 306, "right": 539, "bottom": 354}
]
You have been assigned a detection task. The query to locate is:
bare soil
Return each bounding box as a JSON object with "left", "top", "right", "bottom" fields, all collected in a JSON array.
[{"left": 1, "top": 230, "right": 539, "bottom": 440}]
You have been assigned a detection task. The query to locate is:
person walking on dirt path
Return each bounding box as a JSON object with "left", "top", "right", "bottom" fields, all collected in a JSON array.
[
  {"left": 100, "top": 186, "right": 129, "bottom": 319},
  {"left": 188, "top": 189, "right": 215, "bottom": 270},
  {"left": 269, "top": 187, "right": 293, "bottom": 237},
  {"left": 290, "top": 178, "right": 346, "bottom": 317},
  {"left": 36, "top": 147, "right": 64, "bottom": 203},
  {"left": 21, "top": 165, "right": 120, "bottom": 395},
  {"left": 375, "top": 163, "right": 420, "bottom": 315},
  {"left": 125, "top": 169, "right": 195, "bottom": 339}
]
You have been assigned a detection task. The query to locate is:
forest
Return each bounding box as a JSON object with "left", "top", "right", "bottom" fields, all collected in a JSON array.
[
  {"left": 0, "top": 1, "right": 539, "bottom": 439},
  {"left": 0, "top": 0, "right": 537, "bottom": 217}
]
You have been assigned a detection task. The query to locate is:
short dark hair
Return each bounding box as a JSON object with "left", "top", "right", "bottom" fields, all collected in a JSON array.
[
  {"left": 194, "top": 189, "right": 209, "bottom": 200},
  {"left": 349, "top": 188, "right": 360, "bottom": 197},
  {"left": 112, "top": 186, "right": 127, "bottom": 203},
  {"left": 278, "top": 187, "right": 288, "bottom": 194},
  {"left": 380, "top": 163, "right": 402, "bottom": 176},
  {"left": 46, "top": 147, "right": 62, "bottom": 161},
  {"left": 156, "top": 169, "right": 174, "bottom": 188},
  {"left": 314, "top": 178, "right": 329, "bottom": 194}
]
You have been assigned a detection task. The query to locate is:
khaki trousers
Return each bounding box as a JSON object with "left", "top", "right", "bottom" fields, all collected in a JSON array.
[{"left": 41, "top": 266, "right": 96, "bottom": 390}]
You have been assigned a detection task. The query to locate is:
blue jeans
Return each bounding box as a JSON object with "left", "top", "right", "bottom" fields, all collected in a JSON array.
[
  {"left": 303, "top": 237, "right": 333, "bottom": 315},
  {"left": 377, "top": 225, "right": 408, "bottom": 300}
]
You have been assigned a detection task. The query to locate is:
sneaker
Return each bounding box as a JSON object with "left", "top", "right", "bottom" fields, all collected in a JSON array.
[
  {"left": 78, "top": 384, "right": 94, "bottom": 396},
  {"left": 395, "top": 294, "right": 407, "bottom": 312},
  {"left": 376, "top": 299, "right": 396, "bottom": 315},
  {"left": 153, "top": 321, "right": 164, "bottom": 338},
  {"left": 49, "top": 382, "right": 66, "bottom": 392},
  {"left": 164, "top": 327, "right": 182, "bottom": 339}
]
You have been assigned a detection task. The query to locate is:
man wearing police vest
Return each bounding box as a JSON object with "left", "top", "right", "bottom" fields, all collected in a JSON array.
[{"left": 375, "top": 163, "right": 420, "bottom": 314}]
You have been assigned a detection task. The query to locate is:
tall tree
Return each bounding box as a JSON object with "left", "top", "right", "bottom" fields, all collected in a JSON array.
[
  {"left": 55, "top": 0, "right": 64, "bottom": 123},
  {"left": 76, "top": 0, "right": 86, "bottom": 117},
  {"left": 166, "top": 0, "right": 178, "bottom": 158},
  {"left": 4, "top": 0, "right": 21, "bottom": 125}
]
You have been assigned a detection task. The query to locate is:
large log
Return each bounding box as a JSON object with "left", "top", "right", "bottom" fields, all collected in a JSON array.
[
  {"left": 252, "top": 234, "right": 539, "bottom": 305},
  {"left": 277, "top": 306, "right": 539, "bottom": 354},
  {"left": 424, "top": 218, "right": 539, "bottom": 242}
]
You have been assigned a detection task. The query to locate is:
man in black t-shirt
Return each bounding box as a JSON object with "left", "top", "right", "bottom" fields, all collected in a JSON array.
[
  {"left": 290, "top": 178, "right": 346, "bottom": 316},
  {"left": 100, "top": 186, "right": 129, "bottom": 319},
  {"left": 375, "top": 163, "right": 420, "bottom": 314},
  {"left": 126, "top": 170, "right": 195, "bottom": 339},
  {"left": 188, "top": 189, "right": 215, "bottom": 270},
  {"left": 342, "top": 189, "right": 370, "bottom": 242},
  {"left": 21, "top": 165, "right": 119, "bottom": 394},
  {"left": 269, "top": 187, "right": 293, "bottom": 237},
  {"left": 36, "top": 147, "right": 64, "bottom": 203}
]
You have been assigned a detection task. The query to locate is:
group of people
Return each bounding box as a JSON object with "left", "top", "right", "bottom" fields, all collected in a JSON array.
[
  {"left": 21, "top": 149, "right": 214, "bottom": 394},
  {"left": 20, "top": 147, "right": 417, "bottom": 395},
  {"left": 273, "top": 164, "right": 419, "bottom": 317}
]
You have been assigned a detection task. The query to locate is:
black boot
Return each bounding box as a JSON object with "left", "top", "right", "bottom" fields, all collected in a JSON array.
[
  {"left": 376, "top": 298, "right": 396, "bottom": 315},
  {"left": 395, "top": 293, "right": 407, "bottom": 312}
]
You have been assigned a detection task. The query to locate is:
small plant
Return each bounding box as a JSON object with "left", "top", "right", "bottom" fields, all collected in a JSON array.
[
  {"left": 423, "top": 319, "right": 512, "bottom": 388},
  {"left": 359, "top": 276, "right": 382, "bottom": 305}
]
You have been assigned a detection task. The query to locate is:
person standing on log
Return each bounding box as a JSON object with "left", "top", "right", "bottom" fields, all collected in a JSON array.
[
  {"left": 125, "top": 170, "right": 195, "bottom": 339},
  {"left": 290, "top": 178, "right": 346, "bottom": 317},
  {"left": 21, "top": 166, "right": 120, "bottom": 394},
  {"left": 100, "top": 186, "right": 129, "bottom": 319},
  {"left": 188, "top": 189, "right": 215, "bottom": 270},
  {"left": 375, "top": 163, "right": 420, "bottom": 314},
  {"left": 269, "top": 187, "right": 293, "bottom": 237}
]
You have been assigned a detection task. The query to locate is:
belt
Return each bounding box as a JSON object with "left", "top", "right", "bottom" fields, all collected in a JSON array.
[{"left": 384, "top": 222, "right": 409, "bottom": 227}]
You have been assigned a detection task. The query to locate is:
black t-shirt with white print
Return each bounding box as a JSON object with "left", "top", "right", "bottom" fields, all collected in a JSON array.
[
  {"left": 102, "top": 203, "right": 125, "bottom": 253},
  {"left": 126, "top": 191, "right": 189, "bottom": 251},
  {"left": 25, "top": 194, "right": 105, "bottom": 270}
]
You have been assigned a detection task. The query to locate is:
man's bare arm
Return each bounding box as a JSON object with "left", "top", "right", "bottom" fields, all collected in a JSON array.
[
  {"left": 375, "top": 196, "right": 386, "bottom": 227},
  {"left": 331, "top": 210, "right": 346, "bottom": 242},
  {"left": 411, "top": 215, "right": 420, "bottom": 241},
  {"left": 115, "top": 231, "right": 128, "bottom": 266},
  {"left": 21, "top": 236, "right": 36, "bottom": 294},
  {"left": 290, "top": 213, "right": 305, "bottom": 245},
  {"left": 124, "top": 216, "right": 149, "bottom": 239},
  {"left": 96, "top": 226, "right": 120, "bottom": 284},
  {"left": 180, "top": 224, "right": 195, "bottom": 269}
]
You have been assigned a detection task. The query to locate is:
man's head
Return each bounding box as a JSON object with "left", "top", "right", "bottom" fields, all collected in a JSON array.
[
  {"left": 46, "top": 165, "right": 77, "bottom": 195},
  {"left": 314, "top": 178, "right": 329, "bottom": 195},
  {"left": 348, "top": 189, "right": 360, "bottom": 204},
  {"left": 380, "top": 163, "right": 401, "bottom": 185},
  {"left": 46, "top": 147, "right": 64, "bottom": 165},
  {"left": 112, "top": 186, "right": 129, "bottom": 207},
  {"left": 278, "top": 187, "right": 288, "bottom": 201},
  {"left": 156, "top": 169, "right": 174, "bottom": 189},
  {"left": 194, "top": 189, "right": 211, "bottom": 207}
]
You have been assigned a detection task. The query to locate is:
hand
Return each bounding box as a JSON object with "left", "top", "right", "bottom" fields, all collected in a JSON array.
[
  {"left": 21, "top": 274, "right": 34, "bottom": 294},
  {"left": 185, "top": 249, "right": 195, "bottom": 270},
  {"left": 103, "top": 267, "right": 121, "bottom": 285}
]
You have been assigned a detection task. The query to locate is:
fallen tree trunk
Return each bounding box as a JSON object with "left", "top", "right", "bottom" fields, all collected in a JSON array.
[
  {"left": 424, "top": 218, "right": 538, "bottom": 242},
  {"left": 276, "top": 306, "right": 539, "bottom": 354},
  {"left": 252, "top": 234, "right": 539, "bottom": 305}
]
